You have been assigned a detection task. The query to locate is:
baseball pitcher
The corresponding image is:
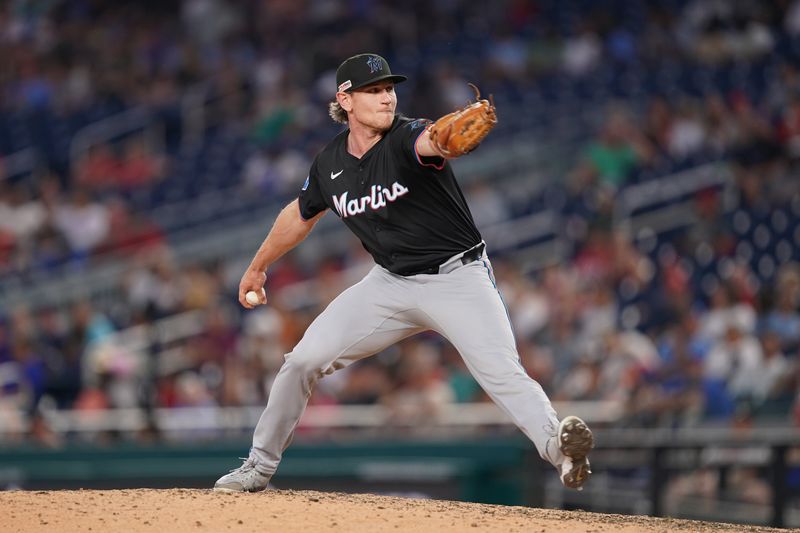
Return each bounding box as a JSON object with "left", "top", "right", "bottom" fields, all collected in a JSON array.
[{"left": 214, "top": 53, "right": 593, "bottom": 493}]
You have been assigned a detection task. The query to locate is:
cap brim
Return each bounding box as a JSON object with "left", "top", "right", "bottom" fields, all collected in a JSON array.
[{"left": 347, "top": 74, "right": 407, "bottom": 92}]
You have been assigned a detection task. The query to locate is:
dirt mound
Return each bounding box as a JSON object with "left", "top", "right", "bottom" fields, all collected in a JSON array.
[{"left": 1, "top": 488, "right": 783, "bottom": 532}]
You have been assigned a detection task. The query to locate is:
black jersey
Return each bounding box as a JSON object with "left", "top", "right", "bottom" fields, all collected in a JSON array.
[{"left": 298, "top": 115, "right": 482, "bottom": 276}]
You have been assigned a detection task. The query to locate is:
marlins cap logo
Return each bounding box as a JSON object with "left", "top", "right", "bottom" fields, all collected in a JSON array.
[{"left": 366, "top": 55, "right": 383, "bottom": 74}]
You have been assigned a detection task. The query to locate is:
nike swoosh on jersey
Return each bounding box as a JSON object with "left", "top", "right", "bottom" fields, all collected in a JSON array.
[{"left": 331, "top": 170, "right": 344, "bottom": 179}]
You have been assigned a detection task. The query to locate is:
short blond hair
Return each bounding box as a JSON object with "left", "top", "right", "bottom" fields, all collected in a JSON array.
[{"left": 328, "top": 100, "right": 348, "bottom": 124}]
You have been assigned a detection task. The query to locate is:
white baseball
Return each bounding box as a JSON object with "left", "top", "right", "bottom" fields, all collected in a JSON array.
[{"left": 245, "top": 290, "right": 263, "bottom": 306}]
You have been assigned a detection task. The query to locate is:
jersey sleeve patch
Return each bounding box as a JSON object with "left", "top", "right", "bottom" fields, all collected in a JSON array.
[
  {"left": 298, "top": 161, "right": 328, "bottom": 219},
  {"left": 407, "top": 119, "right": 427, "bottom": 131}
]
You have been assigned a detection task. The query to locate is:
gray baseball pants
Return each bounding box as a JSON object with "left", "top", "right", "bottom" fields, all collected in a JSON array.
[{"left": 250, "top": 247, "right": 564, "bottom": 475}]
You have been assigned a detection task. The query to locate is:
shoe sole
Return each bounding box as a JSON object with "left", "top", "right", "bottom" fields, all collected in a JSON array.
[
  {"left": 559, "top": 416, "right": 594, "bottom": 458},
  {"left": 213, "top": 480, "right": 271, "bottom": 493},
  {"left": 559, "top": 416, "right": 594, "bottom": 490},
  {"left": 562, "top": 457, "right": 591, "bottom": 489},
  {"left": 213, "top": 487, "right": 241, "bottom": 493},
  {"left": 213, "top": 485, "right": 270, "bottom": 493}
]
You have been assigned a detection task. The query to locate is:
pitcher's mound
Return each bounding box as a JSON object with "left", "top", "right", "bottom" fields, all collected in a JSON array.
[{"left": 0, "top": 488, "right": 784, "bottom": 532}]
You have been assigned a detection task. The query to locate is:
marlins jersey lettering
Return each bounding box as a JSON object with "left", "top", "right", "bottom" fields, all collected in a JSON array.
[{"left": 298, "top": 116, "right": 482, "bottom": 275}]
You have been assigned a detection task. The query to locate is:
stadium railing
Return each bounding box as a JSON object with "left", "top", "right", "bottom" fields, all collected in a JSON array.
[
  {"left": 613, "top": 161, "right": 734, "bottom": 233},
  {"left": 18, "top": 401, "right": 620, "bottom": 437},
  {"left": 1, "top": 147, "right": 37, "bottom": 181},
  {"left": 68, "top": 106, "right": 166, "bottom": 178}
]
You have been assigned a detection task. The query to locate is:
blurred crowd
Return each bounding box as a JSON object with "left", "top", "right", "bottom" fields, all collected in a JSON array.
[
  {"left": 4, "top": 221, "right": 800, "bottom": 445},
  {"left": 3, "top": 0, "right": 800, "bottom": 446}
]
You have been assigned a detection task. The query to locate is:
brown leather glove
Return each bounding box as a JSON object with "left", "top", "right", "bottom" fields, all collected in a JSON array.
[{"left": 428, "top": 83, "right": 497, "bottom": 158}]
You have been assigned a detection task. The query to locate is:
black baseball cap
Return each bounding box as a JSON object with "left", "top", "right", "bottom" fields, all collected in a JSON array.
[{"left": 336, "top": 53, "right": 407, "bottom": 93}]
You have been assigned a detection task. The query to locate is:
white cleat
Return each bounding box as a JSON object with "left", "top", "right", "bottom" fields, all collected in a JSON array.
[
  {"left": 213, "top": 457, "right": 271, "bottom": 492},
  {"left": 558, "top": 415, "right": 594, "bottom": 490}
]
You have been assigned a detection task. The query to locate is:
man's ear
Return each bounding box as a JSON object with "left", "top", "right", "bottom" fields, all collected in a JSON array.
[{"left": 337, "top": 92, "right": 353, "bottom": 113}]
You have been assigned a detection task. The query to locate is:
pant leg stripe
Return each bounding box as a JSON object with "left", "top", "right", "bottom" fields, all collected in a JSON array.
[{"left": 481, "top": 259, "right": 517, "bottom": 339}]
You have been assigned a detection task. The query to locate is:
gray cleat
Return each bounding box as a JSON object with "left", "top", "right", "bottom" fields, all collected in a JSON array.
[
  {"left": 558, "top": 415, "right": 594, "bottom": 490},
  {"left": 213, "top": 457, "right": 271, "bottom": 492}
]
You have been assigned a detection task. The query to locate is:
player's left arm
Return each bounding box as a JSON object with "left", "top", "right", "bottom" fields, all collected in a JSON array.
[{"left": 415, "top": 129, "right": 449, "bottom": 158}]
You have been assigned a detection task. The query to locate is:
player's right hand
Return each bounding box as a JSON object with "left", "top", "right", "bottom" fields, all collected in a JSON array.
[{"left": 239, "top": 269, "right": 268, "bottom": 309}]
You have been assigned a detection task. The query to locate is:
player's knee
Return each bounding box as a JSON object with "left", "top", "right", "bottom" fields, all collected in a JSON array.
[
  {"left": 282, "top": 349, "right": 327, "bottom": 379},
  {"left": 282, "top": 354, "right": 313, "bottom": 377}
]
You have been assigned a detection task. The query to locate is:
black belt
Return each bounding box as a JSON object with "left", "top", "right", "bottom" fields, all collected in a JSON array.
[{"left": 412, "top": 243, "right": 486, "bottom": 275}]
